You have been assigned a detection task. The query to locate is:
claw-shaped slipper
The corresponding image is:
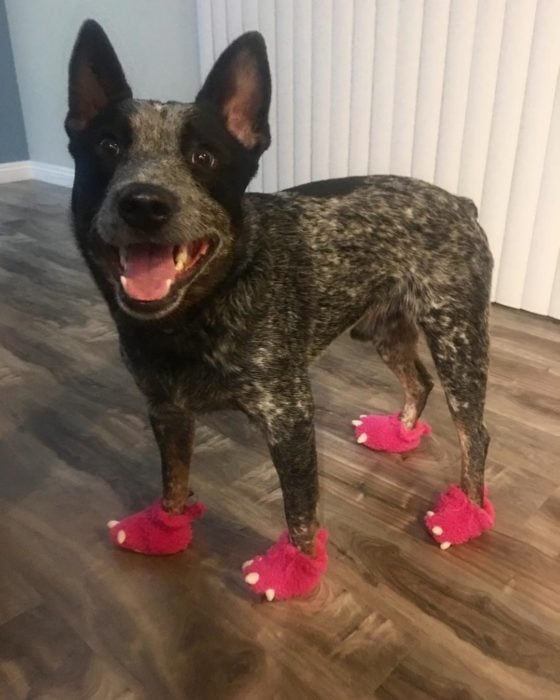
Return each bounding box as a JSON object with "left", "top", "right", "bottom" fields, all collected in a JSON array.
[
  {"left": 107, "top": 500, "right": 205, "bottom": 555},
  {"left": 424, "top": 484, "right": 494, "bottom": 550},
  {"left": 352, "top": 412, "right": 431, "bottom": 453},
  {"left": 242, "top": 529, "right": 329, "bottom": 601}
]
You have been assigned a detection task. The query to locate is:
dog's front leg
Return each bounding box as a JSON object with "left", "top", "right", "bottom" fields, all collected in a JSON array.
[
  {"left": 241, "top": 385, "right": 328, "bottom": 601},
  {"left": 267, "top": 415, "right": 319, "bottom": 555},
  {"left": 149, "top": 403, "right": 195, "bottom": 515},
  {"left": 107, "top": 402, "right": 204, "bottom": 555}
]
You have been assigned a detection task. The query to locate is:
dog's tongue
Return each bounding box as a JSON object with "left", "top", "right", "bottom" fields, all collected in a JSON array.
[{"left": 122, "top": 244, "right": 176, "bottom": 301}]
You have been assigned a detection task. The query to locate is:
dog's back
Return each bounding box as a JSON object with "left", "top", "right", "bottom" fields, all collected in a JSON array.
[{"left": 241, "top": 174, "right": 492, "bottom": 357}]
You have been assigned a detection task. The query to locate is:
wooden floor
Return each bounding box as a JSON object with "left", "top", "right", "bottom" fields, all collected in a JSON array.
[{"left": 0, "top": 180, "right": 559, "bottom": 700}]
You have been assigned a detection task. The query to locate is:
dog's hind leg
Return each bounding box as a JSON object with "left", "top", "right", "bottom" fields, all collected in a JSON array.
[
  {"left": 420, "top": 297, "right": 495, "bottom": 549},
  {"left": 351, "top": 313, "right": 433, "bottom": 452},
  {"left": 375, "top": 314, "right": 434, "bottom": 429}
]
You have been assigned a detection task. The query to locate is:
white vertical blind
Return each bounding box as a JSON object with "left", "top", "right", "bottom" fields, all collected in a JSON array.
[
  {"left": 390, "top": 0, "right": 423, "bottom": 177},
  {"left": 433, "top": 1, "right": 478, "bottom": 193},
  {"left": 496, "top": 0, "right": 560, "bottom": 310},
  {"left": 329, "top": 1, "right": 354, "bottom": 178},
  {"left": 196, "top": 0, "right": 560, "bottom": 318},
  {"left": 411, "top": 0, "right": 450, "bottom": 183},
  {"left": 310, "top": 0, "right": 333, "bottom": 182},
  {"left": 457, "top": 1, "right": 506, "bottom": 207},
  {"left": 293, "top": 0, "right": 312, "bottom": 185},
  {"left": 522, "top": 71, "right": 560, "bottom": 316},
  {"left": 368, "top": 0, "right": 399, "bottom": 174},
  {"left": 348, "top": 0, "right": 376, "bottom": 176},
  {"left": 479, "top": 1, "right": 537, "bottom": 299},
  {"left": 275, "top": 0, "right": 295, "bottom": 189}
]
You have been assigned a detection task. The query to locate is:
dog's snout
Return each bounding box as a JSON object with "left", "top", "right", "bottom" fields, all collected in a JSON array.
[{"left": 118, "top": 184, "right": 177, "bottom": 231}]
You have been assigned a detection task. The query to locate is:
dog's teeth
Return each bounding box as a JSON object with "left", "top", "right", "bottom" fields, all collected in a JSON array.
[
  {"left": 164, "top": 278, "right": 172, "bottom": 294},
  {"left": 119, "top": 248, "right": 127, "bottom": 268},
  {"left": 174, "top": 247, "right": 189, "bottom": 271},
  {"left": 120, "top": 275, "right": 128, "bottom": 291}
]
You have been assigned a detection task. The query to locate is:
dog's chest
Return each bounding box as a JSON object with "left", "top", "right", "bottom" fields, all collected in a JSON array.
[{"left": 121, "top": 323, "right": 252, "bottom": 413}]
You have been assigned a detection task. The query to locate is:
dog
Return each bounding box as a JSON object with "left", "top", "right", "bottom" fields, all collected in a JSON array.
[{"left": 65, "top": 20, "right": 494, "bottom": 600}]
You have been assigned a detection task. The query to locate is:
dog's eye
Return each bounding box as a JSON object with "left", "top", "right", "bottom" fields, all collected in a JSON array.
[
  {"left": 191, "top": 148, "right": 217, "bottom": 169},
  {"left": 98, "top": 138, "right": 120, "bottom": 158}
]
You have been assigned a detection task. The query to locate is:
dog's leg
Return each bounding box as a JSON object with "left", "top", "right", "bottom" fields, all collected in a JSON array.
[
  {"left": 149, "top": 404, "right": 194, "bottom": 514},
  {"left": 107, "top": 404, "right": 204, "bottom": 555},
  {"left": 352, "top": 314, "right": 433, "bottom": 452},
  {"left": 240, "top": 382, "right": 328, "bottom": 601},
  {"left": 423, "top": 310, "right": 490, "bottom": 503},
  {"left": 267, "top": 414, "right": 319, "bottom": 554},
  {"left": 376, "top": 315, "right": 434, "bottom": 428},
  {"left": 421, "top": 303, "right": 494, "bottom": 549}
]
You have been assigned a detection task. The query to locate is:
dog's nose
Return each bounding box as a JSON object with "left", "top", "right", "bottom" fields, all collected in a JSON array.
[{"left": 118, "top": 184, "right": 177, "bottom": 231}]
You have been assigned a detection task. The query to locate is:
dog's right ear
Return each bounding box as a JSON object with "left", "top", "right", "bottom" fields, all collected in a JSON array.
[{"left": 66, "top": 20, "right": 132, "bottom": 134}]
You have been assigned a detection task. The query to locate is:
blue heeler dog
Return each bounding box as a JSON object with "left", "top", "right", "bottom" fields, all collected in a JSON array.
[{"left": 65, "top": 20, "right": 494, "bottom": 601}]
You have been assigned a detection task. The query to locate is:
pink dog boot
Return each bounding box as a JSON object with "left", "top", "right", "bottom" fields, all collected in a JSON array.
[
  {"left": 424, "top": 485, "right": 494, "bottom": 550},
  {"left": 107, "top": 500, "right": 205, "bottom": 555},
  {"left": 352, "top": 412, "right": 431, "bottom": 453},
  {"left": 242, "top": 529, "right": 329, "bottom": 601}
]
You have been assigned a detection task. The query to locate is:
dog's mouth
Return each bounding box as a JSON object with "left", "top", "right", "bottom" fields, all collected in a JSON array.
[{"left": 114, "top": 240, "right": 210, "bottom": 303}]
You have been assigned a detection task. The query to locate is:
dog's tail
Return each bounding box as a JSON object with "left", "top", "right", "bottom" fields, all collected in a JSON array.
[{"left": 459, "top": 196, "right": 478, "bottom": 220}]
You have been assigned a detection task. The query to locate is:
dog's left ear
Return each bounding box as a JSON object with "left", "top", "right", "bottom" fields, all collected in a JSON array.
[
  {"left": 196, "top": 32, "right": 271, "bottom": 153},
  {"left": 66, "top": 19, "right": 132, "bottom": 134}
]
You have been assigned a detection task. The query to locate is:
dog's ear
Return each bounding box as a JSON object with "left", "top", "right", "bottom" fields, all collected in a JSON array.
[
  {"left": 196, "top": 32, "right": 271, "bottom": 153},
  {"left": 66, "top": 20, "right": 132, "bottom": 133}
]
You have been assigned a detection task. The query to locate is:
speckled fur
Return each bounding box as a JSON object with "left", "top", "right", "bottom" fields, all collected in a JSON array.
[
  {"left": 115, "top": 172, "right": 493, "bottom": 548},
  {"left": 67, "top": 24, "right": 493, "bottom": 555}
]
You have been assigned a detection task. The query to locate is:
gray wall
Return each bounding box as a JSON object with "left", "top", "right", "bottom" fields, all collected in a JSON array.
[
  {"left": 5, "top": 0, "right": 200, "bottom": 168},
  {"left": 0, "top": 0, "right": 28, "bottom": 163}
]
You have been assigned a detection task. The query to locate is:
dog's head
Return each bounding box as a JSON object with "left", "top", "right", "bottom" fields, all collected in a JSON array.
[{"left": 66, "top": 20, "right": 271, "bottom": 321}]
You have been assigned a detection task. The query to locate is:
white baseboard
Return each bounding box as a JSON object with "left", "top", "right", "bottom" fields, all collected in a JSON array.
[
  {"left": 0, "top": 160, "right": 33, "bottom": 183},
  {"left": 30, "top": 161, "right": 74, "bottom": 187},
  {"left": 0, "top": 160, "right": 74, "bottom": 187}
]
